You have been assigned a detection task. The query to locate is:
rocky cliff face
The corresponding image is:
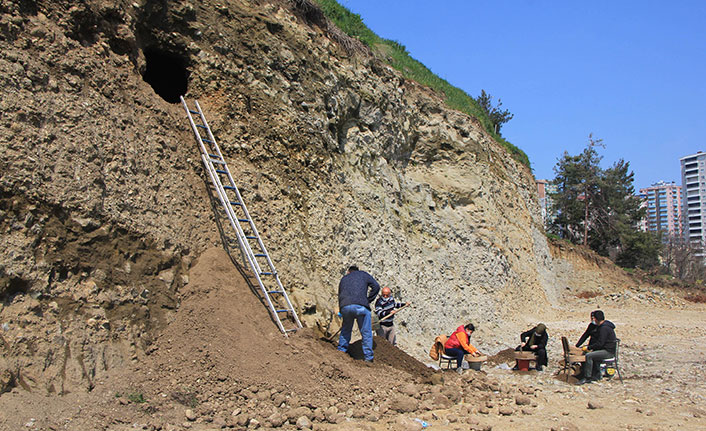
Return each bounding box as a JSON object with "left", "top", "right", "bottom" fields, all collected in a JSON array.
[{"left": 0, "top": 0, "right": 634, "bottom": 394}]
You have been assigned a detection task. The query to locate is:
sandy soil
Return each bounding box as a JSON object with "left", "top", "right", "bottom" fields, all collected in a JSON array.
[
  {"left": 1, "top": 248, "right": 705, "bottom": 431},
  {"left": 470, "top": 304, "right": 706, "bottom": 431}
]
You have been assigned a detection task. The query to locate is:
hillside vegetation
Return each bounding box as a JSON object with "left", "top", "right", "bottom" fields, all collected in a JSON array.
[{"left": 313, "top": 0, "right": 530, "bottom": 167}]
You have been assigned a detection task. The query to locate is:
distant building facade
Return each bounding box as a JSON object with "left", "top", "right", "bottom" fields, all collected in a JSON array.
[
  {"left": 536, "top": 179, "right": 557, "bottom": 226},
  {"left": 637, "top": 192, "right": 648, "bottom": 232},
  {"left": 680, "top": 152, "right": 706, "bottom": 256},
  {"left": 638, "top": 181, "right": 683, "bottom": 238}
]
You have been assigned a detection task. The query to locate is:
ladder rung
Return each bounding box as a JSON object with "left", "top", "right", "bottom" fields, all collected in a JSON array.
[
  {"left": 210, "top": 159, "right": 225, "bottom": 164},
  {"left": 246, "top": 236, "right": 257, "bottom": 239},
  {"left": 208, "top": 153, "right": 220, "bottom": 158},
  {"left": 238, "top": 218, "right": 249, "bottom": 222},
  {"left": 189, "top": 109, "right": 199, "bottom": 114},
  {"left": 196, "top": 124, "right": 207, "bottom": 129},
  {"left": 285, "top": 329, "right": 298, "bottom": 333},
  {"left": 254, "top": 254, "right": 267, "bottom": 257},
  {"left": 267, "top": 290, "right": 282, "bottom": 294},
  {"left": 202, "top": 138, "right": 214, "bottom": 143},
  {"left": 229, "top": 201, "right": 242, "bottom": 206},
  {"left": 261, "top": 272, "right": 274, "bottom": 276},
  {"left": 276, "top": 309, "right": 290, "bottom": 313},
  {"left": 216, "top": 169, "right": 227, "bottom": 174}
]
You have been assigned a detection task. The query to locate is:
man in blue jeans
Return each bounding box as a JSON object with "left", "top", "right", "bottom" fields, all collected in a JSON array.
[{"left": 337, "top": 265, "right": 380, "bottom": 363}]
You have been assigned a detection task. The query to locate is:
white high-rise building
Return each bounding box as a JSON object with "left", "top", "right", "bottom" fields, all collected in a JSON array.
[{"left": 680, "top": 152, "right": 706, "bottom": 256}]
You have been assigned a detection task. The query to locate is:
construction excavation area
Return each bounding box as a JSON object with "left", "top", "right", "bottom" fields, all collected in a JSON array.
[{"left": 1, "top": 0, "right": 706, "bottom": 430}]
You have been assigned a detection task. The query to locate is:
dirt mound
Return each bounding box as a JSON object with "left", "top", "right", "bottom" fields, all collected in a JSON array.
[
  {"left": 122, "top": 248, "right": 440, "bottom": 425},
  {"left": 486, "top": 348, "right": 517, "bottom": 366},
  {"left": 345, "top": 337, "right": 435, "bottom": 380}
]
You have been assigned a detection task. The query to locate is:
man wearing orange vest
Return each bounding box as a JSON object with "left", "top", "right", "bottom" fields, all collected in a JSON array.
[{"left": 444, "top": 323, "right": 481, "bottom": 373}]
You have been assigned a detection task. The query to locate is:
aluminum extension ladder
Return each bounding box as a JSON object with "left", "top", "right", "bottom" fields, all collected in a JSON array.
[{"left": 180, "top": 97, "right": 302, "bottom": 336}]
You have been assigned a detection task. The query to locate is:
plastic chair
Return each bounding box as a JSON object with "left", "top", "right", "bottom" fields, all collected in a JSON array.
[
  {"left": 602, "top": 338, "right": 623, "bottom": 383},
  {"left": 561, "top": 336, "right": 585, "bottom": 382}
]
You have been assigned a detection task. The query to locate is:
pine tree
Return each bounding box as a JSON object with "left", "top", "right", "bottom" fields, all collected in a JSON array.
[{"left": 549, "top": 135, "right": 660, "bottom": 268}]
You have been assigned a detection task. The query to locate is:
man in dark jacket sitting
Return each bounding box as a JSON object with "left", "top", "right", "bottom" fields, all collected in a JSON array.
[
  {"left": 337, "top": 265, "right": 380, "bottom": 363},
  {"left": 515, "top": 323, "right": 548, "bottom": 371},
  {"left": 577, "top": 310, "right": 617, "bottom": 385}
]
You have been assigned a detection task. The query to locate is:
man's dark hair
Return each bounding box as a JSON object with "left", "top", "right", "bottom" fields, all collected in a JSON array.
[
  {"left": 593, "top": 310, "right": 605, "bottom": 321},
  {"left": 348, "top": 265, "right": 359, "bottom": 272},
  {"left": 464, "top": 323, "right": 475, "bottom": 332},
  {"left": 590, "top": 310, "right": 596, "bottom": 317}
]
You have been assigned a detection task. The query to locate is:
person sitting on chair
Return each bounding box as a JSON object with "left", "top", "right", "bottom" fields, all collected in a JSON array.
[
  {"left": 515, "top": 323, "right": 548, "bottom": 371},
  {"left": 576, "top": 311, "right": 598, "bottom": 348},
  {"left": 576, "top": 310, "right": 617, "bottom": 385},
  {"left": 443, "top": 323, "right": 481, "bottom": 374}
]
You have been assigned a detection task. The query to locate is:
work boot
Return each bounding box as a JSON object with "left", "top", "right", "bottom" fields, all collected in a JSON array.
[
  {"left": 576, "top": 377, "right": 593, "bottom": 385},
  {"left": 456, "top": 367, "right": 464, "bottom": 375}
]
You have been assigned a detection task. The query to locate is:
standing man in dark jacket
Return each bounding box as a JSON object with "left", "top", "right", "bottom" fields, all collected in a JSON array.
[
  {"left": 337, "top": 265, "right": 380, "bottom": 363},
  {"left": 577, "top": 310, "right": 617, "bottom": 385},
  {"left": 516, "top": 323, "right": 548, "bottom": 371}
]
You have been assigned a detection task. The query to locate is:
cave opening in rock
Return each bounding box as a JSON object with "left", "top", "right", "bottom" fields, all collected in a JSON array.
[
  {"left": 142, "top": 48, "right": 189, "bottom": 103},
  {"left": 2, "top": 277, "right": 29, "bottom": 302}
]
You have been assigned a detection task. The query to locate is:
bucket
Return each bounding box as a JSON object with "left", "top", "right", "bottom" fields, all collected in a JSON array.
[
  {"left": 516, "top": 359, "right": 532, "bottom": 371},
  {"left": 466, "top": 355, "right": 487, "bottom": 371},
  {"left": 514, "top": 351, "right": 535, "bottom": 371}
]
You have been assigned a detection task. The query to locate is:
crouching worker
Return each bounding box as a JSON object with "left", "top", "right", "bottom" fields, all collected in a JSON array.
[
  {"left": 515, "top": 323, "right": 548, "bottom": 371},
  {"left": 577, "top": 310, "right": 617, "bottom": 385},
  {"left": 444, "top": 323, "right": 481, "bottom": 374}
]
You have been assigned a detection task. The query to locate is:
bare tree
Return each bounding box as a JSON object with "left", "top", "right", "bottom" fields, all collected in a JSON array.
[{"left": 661, "top": 235, "right": 706, "bottom": 282}]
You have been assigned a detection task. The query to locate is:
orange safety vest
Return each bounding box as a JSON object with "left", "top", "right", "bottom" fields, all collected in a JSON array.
[{"left": 444, "top": 325, "right": 478, "bottom": 354}]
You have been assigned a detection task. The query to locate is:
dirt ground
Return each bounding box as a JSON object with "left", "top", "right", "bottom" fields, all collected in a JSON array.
[
  {"left": 473, "top": 303, "right": 706, "bottom": 431},
  {"left": 1, "top": 248, "right": 706, "bottom": 430}
]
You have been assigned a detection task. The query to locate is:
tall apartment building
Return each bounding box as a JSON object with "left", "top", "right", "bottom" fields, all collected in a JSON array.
[
  {"left": 638, "top": 181, "right": 683, "bottom": 237},
  {"left": 536, "top": 179, "right": 557, "bottom": 226},
  {"left": 680, "top": 152, "right": 706, "bottom": 254}
]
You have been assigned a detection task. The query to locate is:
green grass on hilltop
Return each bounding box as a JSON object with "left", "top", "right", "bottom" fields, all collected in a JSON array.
[{"left": 312, "top": 0, "right": 530, "bottom": 167}]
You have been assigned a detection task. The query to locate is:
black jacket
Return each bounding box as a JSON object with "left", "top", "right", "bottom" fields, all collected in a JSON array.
[
  {"left": 520, "top": 327, "right": 548, "bottom": 349},
  {"left": 576, "top": 322, "right": 598, "bottom": 348},
  {"left": 338, "top": 270, "right": 380, "bottom": 310},
  {"left": 587, "top": 320, "right": 617, "bottom": 354}
]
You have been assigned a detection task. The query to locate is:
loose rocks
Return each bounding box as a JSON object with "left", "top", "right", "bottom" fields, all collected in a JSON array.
[{"left": 587, "top": 401, "right": 604, "bottom": 410}]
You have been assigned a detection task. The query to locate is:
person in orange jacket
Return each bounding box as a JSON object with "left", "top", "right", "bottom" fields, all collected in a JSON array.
[{"left": 444, "top": 323, "right": 481, "bottom": 373}]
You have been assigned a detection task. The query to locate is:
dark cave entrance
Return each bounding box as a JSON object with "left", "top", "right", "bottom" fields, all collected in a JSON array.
[{"left": 142, "top": 48, "right": 189, "bottom": 103}]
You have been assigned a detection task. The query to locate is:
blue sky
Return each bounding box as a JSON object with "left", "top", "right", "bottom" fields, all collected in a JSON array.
[{"left": 340, "top": 1, "right": 706, "bottom": 190}]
